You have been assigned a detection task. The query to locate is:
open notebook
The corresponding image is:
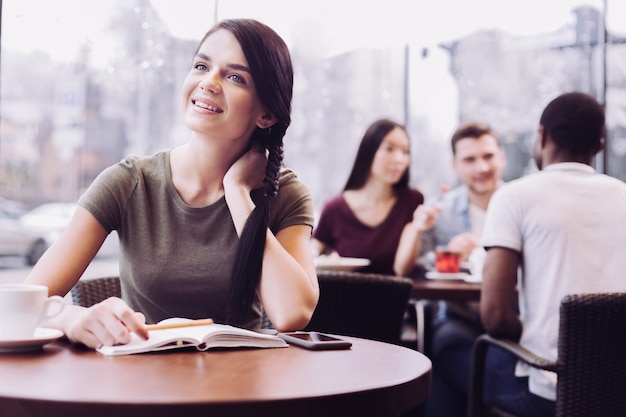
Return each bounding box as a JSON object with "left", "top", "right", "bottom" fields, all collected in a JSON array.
[{"left": 97, "top": 318, "right": 287, "bottom": 356}]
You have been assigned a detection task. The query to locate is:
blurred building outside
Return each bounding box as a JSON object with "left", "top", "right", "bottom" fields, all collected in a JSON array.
[{"left": 1, "top": 1, "right": 625, "bottom": 217}]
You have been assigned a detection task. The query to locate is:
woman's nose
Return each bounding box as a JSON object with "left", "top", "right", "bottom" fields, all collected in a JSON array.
[
  {"left": 394, "top": 150, "right": 409, "bottom": 163},
  {"left": 199, "top": 70, "right": 221, "bottom": 93}
]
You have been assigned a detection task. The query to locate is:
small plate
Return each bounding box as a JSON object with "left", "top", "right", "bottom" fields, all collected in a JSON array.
[
  {"left": 314, "top": 257, "right": 370, "bottom": 271},
  {"left": 463, "top": 275, "right": 483, "bottom": 284},
  {"left": 425, "top": 271, "right": 471, "bottom": 281},
  {"left": 0, "top": 328, "right": 64, "bottom": 353}
]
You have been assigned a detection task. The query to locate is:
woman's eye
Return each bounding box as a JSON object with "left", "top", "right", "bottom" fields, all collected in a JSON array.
[
  {"left": 194, "top": 62, "right": 208, "bottom": 71},
  {"left": 228, "top": 73, "right": 244, "bottom": 84}
]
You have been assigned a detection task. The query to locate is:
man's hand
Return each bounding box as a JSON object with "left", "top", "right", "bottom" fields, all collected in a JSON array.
[{"left": 447, "top": 232, "right": 479, "bottom": 260}]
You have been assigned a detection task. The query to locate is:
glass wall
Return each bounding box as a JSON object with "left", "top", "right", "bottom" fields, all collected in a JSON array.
[{"left": 1, "top": 0, "right": 625, "bottom": 217}]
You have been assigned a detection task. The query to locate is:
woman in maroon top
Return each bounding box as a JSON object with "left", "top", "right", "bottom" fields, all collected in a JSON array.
[{"left": 311, "top": 119, "right": 439, "bottom": 276}]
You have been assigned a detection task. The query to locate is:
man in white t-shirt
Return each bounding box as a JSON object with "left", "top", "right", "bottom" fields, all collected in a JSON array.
[{"left": 480, "top": 91, "right": 626, "bottom": 417}]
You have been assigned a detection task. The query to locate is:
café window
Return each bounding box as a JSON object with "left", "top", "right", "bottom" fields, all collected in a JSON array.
[{"left": 1, "top": 0, "right": 625, "bottom": 215}]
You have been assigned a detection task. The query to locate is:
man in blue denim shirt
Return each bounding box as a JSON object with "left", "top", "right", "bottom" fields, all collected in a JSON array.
[{"left": 423, "top": 122, "right": 506, "bottom": 417}]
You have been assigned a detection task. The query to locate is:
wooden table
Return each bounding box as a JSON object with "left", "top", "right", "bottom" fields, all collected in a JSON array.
[
  {"left": 411, "top": 277, "right": 481, "bottom": 302},
  {"left": 409, "top": 277, "right": 481, "bottom": 352},
  {"left": 0, "top": 335, "right": 431, "bottom": 417}
]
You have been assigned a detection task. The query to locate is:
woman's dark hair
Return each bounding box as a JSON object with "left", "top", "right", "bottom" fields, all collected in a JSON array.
[
  {"left": 343, "top": 118, "right": 410, "bottom": 191},
  {"left": 539, "top": 91, "right": 605, "bottom": 157},
  {"left": 199, "top": 19, "right": 293, "bottom": 324}
]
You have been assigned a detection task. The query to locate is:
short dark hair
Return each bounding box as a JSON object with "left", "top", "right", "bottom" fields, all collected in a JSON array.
[
  {"left": 450, "top": 122, "right": 499, "bottom": 156},
  {"left": 539, "top": 92, "right": 605, "bottom": 156},
  {"left": 343, "top": 119, "right": 410, "bottom": 191}
]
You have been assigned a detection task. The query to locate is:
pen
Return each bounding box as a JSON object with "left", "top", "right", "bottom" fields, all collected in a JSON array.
[
  {"left": 128, "top": 318, "right": 214, "bottom": 332},
  {"left": 145, "top": 318, "right": 214, "bottom": 331}
]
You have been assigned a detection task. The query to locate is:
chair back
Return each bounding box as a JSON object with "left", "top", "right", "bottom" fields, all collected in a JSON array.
[
  {"left": 556, "top": 292, "right": 626, "bottom": 417},
  {"left": 304, "top": 270, "right": 413, "bottom": 345},
  {"left": 70, "top": 276, "right": 122, "bottom": 307},
  {"left": 468, "top": 292, "right": 626, "bottom": 417}
]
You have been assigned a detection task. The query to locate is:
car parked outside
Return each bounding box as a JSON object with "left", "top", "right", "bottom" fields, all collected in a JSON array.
[
  {"left": 0, "top": 203, "right": 49, "bottom": 265},
  {"left": 19, "top": 202, "right": 78, "bottom": 244},
  {"left": 0, "top": 197, "right": 28, "bottom": 219}
]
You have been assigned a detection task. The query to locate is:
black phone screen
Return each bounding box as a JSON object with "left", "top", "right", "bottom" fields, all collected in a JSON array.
[
  {"left": 278, "top": 331, "right": 352, "bottom": 350},
  {"left": 288, "top": 332, "right": 341, "bottom": 342}
]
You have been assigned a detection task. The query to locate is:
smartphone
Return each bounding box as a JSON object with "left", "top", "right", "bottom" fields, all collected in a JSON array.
[{"left": 278, "top": 331, "right": 352, "bottom": 350}]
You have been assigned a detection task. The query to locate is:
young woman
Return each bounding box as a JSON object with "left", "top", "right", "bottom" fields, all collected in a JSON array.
[
  {"left": 25, "top": 19, "right": 319, "bottom": 349},
  {"left": 311, "top": 118, "right": 439, "bottom": 276}
]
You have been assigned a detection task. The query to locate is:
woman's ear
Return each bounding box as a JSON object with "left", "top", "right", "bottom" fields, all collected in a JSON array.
[{"left": 256, "top": 111, "right": 277, "bottom": 129}]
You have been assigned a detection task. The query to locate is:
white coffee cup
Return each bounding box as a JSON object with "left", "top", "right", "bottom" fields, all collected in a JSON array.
[{"left": 0, "top": 284, "right": 65, "bottom": 340}]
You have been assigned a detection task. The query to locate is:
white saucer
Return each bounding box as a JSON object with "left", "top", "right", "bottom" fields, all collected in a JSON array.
[
  {"left": 0, "top": 328, "right": 64, "bottom": 353},
  {"left": 314, "top": 256, "right": 371, "bottom": 271},
  {"left": 425, "top": 271, "right": 471, "bottom": 281},
  {"left": 463, "top": 275, "right": 483, "bottom": 284}
]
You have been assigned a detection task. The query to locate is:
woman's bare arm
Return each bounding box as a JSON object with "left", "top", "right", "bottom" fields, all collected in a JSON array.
[
  {"left": 394, "top": 204, "right": 440, "bottom": 276},
  {"left": 24, "top": 206, "right": 148, "bottom": 347},
  {"left": 25, "top": 206, "right": 108, "bottom": 296}
]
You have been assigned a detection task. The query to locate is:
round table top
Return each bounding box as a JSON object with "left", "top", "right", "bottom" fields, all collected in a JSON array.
[{"left": 0, "top": 335, "right": 431, "bottom": 417}]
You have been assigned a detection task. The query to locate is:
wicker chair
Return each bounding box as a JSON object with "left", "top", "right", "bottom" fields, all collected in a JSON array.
[
  {"left": 71, "top": 276, "right": 276, "bottom": 330},
  {"left": 69, "top": 272, "right": 414, "bottom": 345},
  {"left": 303, "top": 270, "right": 414, "bottom": 345},
  {"left": 70, "top": 276, "right": 122, "bottom": 307},
  {"left": 467, "top": 292, "right": 626, "bottom": 417}
]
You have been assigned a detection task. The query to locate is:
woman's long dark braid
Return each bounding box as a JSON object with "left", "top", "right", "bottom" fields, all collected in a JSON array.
[{"left": 226, "top": 128, "right": 284, "bottom": 325}]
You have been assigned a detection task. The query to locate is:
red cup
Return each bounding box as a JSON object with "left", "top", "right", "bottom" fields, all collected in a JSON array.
[{"left": 435, "top": 247, "right": 461, "bottom": 273}]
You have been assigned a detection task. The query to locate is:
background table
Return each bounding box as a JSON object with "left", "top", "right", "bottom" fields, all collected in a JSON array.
[
  {"left": 0, "top": 335, "right": 431, "bottom": 417},
  {"left": 411, "top": 277, "right": 481, "bottom": 302},
  {"left": 409, "top": 277, "right": 481, "bottom": 352}
]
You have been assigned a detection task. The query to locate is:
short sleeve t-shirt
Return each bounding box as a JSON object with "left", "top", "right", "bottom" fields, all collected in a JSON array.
[
  {"left": 78, "top": 150, "right": 314, "bottom": 328},
  {"left": 482, "top": 162, "right": 626, "bottom": 400}
]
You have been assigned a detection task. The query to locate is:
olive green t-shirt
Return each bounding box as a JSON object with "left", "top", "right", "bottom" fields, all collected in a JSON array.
[{"left": 78, "top": 150, "right": 314, "bottom": 328}]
